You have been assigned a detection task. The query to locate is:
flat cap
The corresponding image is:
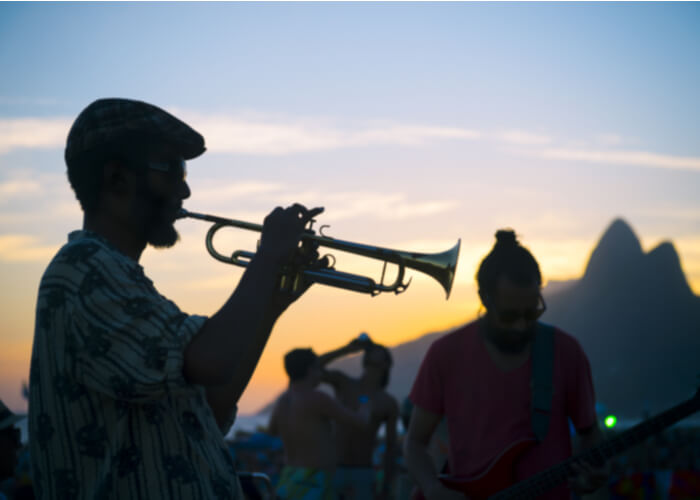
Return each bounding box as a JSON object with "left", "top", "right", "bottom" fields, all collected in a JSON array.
[{"left": 65, "top": 98, "right": 206, "bottom": 163}]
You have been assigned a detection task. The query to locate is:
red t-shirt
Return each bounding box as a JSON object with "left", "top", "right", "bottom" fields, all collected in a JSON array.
[{"left": 409, "top": 320, "right": 597, "bottom": 500}]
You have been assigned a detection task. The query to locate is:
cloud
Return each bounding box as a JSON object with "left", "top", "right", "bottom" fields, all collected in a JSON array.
[
  {"left": 181, "top": 112, "right": 480, "bottom": 155},
  {"left": 499, "top": 130, "right": 552, "bottom": 146},
  {"left": 315, "top": 191, "right": 460, "bottom": 222},
  {"left": 0, "top": 179, "right": 44, "bottom": 198},
  {"left": 184, "top": 182, "right": 460, "bottom": 222},
  {"left": 0, "top": 118, "right": 71, "bottom": 153},
  {"left": 539, "top": 148, "right": 700, "bottom": 172},
  {"left": 2, "top": 112, "right": 696, "bottom": 177},
  {"left": 596, "top": 133, "right": 624, "bottom": 146},
  {"left": 351, "top": 125, "right": 481, "bottom": 146},
  {"left": 0, "top": 111, "right": 481, "bottom": 156},
  {"left": 0, "top": 234, "right": 58, "bottom": 262}
]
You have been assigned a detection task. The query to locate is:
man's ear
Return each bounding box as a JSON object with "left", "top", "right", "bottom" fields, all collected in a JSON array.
[{"left": 102, "top": 161, "right": 131, "bottom": 196}]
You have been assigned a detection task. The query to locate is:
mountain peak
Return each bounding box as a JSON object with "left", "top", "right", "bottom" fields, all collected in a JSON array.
[
  {"left": 583, "top": 218, "right": 643, "bottom": 281},
  {"left": 646, "top": 241, "right": 693, "bottom": 296},
  {"left": 600, "top": 218, "right": 642, "bottom": 253}
]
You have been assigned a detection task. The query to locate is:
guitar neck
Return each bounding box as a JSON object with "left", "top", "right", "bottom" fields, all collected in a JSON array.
[{"left": 490, "top": 395, "right": 700, "bottom": 500}]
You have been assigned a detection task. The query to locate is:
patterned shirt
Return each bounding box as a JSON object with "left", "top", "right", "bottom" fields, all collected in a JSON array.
[{"left": 29, "top": 230, "right": 242, "bottom": 499}]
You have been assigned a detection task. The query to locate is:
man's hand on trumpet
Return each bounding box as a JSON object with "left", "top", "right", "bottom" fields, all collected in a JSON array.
[
  {"left": 258, "top": 203, "right": 324, "bottom": 266},
  {"left": 258, "top": 203, "right": 327, "bottom": 312}
]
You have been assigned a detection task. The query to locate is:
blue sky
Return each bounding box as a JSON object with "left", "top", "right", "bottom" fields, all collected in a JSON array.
[{"left": 1, "top": 2, "right": 699, "bottom": 413}]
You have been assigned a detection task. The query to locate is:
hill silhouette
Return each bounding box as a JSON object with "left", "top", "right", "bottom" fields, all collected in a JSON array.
[
  {"left": 258, "top": 219, "right": 700, "bottom": 419},
  {"left": 543, "top": 218, "right": 700, "bottom": 418}
]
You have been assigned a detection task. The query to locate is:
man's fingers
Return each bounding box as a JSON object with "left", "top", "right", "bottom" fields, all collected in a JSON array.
[
  {"left": 286, "top": 203, "right": 324, "bottom": 224},
  {"left": 307, "top": 206, "right": 324, "bottom": 218}
]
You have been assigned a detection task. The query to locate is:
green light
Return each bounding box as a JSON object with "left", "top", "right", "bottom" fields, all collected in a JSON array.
[{"left": 604, "top": 415, "right": 617, "bottom": 428}]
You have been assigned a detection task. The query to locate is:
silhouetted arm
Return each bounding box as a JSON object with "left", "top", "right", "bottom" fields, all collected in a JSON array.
[
  {"left": 318, "top": 338, "right": 367, "bottom": 367},
  {"left": 404, "top": 405, "right": 463, "bottom": 500},
  {"left": 318, "top": 338, "right": 368, "bottom": 388},
  {"left": 569, "top": 424, "right": 609, "bottom": 495}
]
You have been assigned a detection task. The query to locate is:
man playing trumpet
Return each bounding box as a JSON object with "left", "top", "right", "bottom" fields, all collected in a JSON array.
[{"left": 29, "top": 98, "right": 322, "bottom": 499}]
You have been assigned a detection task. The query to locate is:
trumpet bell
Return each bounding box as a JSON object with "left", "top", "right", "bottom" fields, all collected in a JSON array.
[{"left": 402, "top": 239, "right": 461, "bottom": 299}]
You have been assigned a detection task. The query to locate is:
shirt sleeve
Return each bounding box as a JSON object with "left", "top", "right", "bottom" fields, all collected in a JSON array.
[
  {"left": 565, "top": 335, "right": 598, "bottom": 431},
  {"left": 409, "top": 340, "right": 445, "bottom": 415},
  {"left": 65, "top": 246, "right": 207, "bottom": 402}
]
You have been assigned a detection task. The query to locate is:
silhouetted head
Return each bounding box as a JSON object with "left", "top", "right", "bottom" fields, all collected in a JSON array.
[
  {"left": 284, "top": 348, "right": 321, "bottom": 386},
  {"left": 362, "top": 344, "right": 393, "bottom": 388},
  {"left": 476, "top": 229, "right": 545, "bottom": 353},
  {"left": 65, "top": 98, "right": 205, "bottom": 248}
]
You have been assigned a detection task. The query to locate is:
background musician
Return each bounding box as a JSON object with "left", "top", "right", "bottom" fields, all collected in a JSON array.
[{"left": 403, "top": 230, "right": 609, "bottom": 500}]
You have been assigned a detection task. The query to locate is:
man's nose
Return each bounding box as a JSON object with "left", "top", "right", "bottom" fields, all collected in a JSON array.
[{"left": 180, "top": 180, "right": 191, "bottom": 200}]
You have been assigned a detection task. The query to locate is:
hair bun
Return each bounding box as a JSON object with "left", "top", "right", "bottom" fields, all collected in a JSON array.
[{"left": 495, "top": 229, "right": 518, "bottom": 247}]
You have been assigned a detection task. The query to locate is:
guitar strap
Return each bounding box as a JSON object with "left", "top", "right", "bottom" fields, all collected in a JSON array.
[{"left": 531, "top": 322, "right": 555, "bottom": 442}]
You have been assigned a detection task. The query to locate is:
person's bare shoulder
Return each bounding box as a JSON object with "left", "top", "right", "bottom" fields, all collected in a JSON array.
[
  {"left": 274, "top": 390, "right": 292, "bottom": 408},
  {"left": 301, "top": 389, "right": 344, "bottom": 421},
  {"left": 374, "top": 390, "right": 400, "bottom": 419}
]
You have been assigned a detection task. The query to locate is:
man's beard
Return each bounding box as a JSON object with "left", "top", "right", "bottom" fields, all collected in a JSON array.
[
  {"left": 147, "top": 218, "right": 179, "bottom": 248},
  {"left": 135, "top": 185, "right": 180, "bottom": 248},
  {"left": 485, "top": 322, "right": 536, "bottom": 354}
]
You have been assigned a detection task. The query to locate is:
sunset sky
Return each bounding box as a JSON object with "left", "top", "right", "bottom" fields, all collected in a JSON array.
[{"left": 1, "top": 2, "right": 699, "bottom": 414}]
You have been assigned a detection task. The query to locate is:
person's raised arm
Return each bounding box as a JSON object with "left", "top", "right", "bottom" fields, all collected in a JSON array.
[
  {"left": 404, "top": 405, "right": 464, "bottom": 500},
  {"left": 318, "top": 337, "right": 369, "bottom": 388},
  {"left": 317, "top": 337, "right": 368, "bottom": 367},
  {"left": 184, "top": 204, "right": 323, "bottom": 388}
]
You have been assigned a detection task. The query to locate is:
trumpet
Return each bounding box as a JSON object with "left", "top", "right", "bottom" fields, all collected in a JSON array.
[{"left": 178, "top": 209, "right": 460, "bottom": 298}]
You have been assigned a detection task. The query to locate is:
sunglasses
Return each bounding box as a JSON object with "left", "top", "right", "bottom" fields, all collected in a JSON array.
[
  {"left": 146, "top": 157, "right": 187, "bottom": 182},
  {"left": 488, "top": 294, "right": 546, "bottom": 325}
]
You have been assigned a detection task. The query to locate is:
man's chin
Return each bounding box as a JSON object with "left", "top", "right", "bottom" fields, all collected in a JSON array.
[
  {"left": 147, "top": 225, "right": 180, "bottom": 249},
  {"left": 491, "top": 329, "right": 535, "bottom": 354}
]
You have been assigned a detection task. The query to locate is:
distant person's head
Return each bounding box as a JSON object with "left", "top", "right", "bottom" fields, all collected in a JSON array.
[
  {"left": 476, "top": 229, "right": 544, "bottom": 353},
  {"left": 362, "top": 344, "right": 393, "bottom": 388},
  {"left": 0, "top": 400, "right": 22, "bottom": 479},
  {"left": 65, "top": 98, "right": 205, "bottom": 248},
  {"left": 284, "top": 348, "right": 321, "bottom": 386}
]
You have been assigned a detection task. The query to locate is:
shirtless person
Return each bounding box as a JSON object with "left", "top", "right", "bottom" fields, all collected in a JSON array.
[
  {"left": 269, "top": 348, "right": 370, "bottom": 500},
  {"left": 319, "top": 336, "right": 400, "bottom": 500}
]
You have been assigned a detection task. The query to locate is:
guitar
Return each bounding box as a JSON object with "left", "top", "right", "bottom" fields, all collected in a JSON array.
[{"left": 416, "top": 388, "right": 700, "bottom": 499}]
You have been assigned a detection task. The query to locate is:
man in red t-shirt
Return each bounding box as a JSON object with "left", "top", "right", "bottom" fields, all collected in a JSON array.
[{"left": 404, "top": 230, "right": 609, "bottom": 500}]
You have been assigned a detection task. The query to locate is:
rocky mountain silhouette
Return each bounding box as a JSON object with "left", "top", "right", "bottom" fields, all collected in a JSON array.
[
  {"left": 258, "top": 219, "right": 700, "bottom": 419},
  {"left": 543, "top": 218, "right": 700, "bottom": 418}
]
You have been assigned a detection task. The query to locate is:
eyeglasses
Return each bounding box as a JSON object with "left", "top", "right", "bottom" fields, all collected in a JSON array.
[
  {"left": 147, "top": 157, "right": 187, "bottom": 182},
  {"left": 488, "top": 294, "right": 546, "bottom": 325}
]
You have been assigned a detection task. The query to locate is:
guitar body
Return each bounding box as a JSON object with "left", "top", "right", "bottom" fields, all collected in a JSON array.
[
  {"left": 412, "top": 438, "right": 536, "bottom": 499},
  {"left": 411, "top": 388, "right": 699, "bottom": 499}
]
